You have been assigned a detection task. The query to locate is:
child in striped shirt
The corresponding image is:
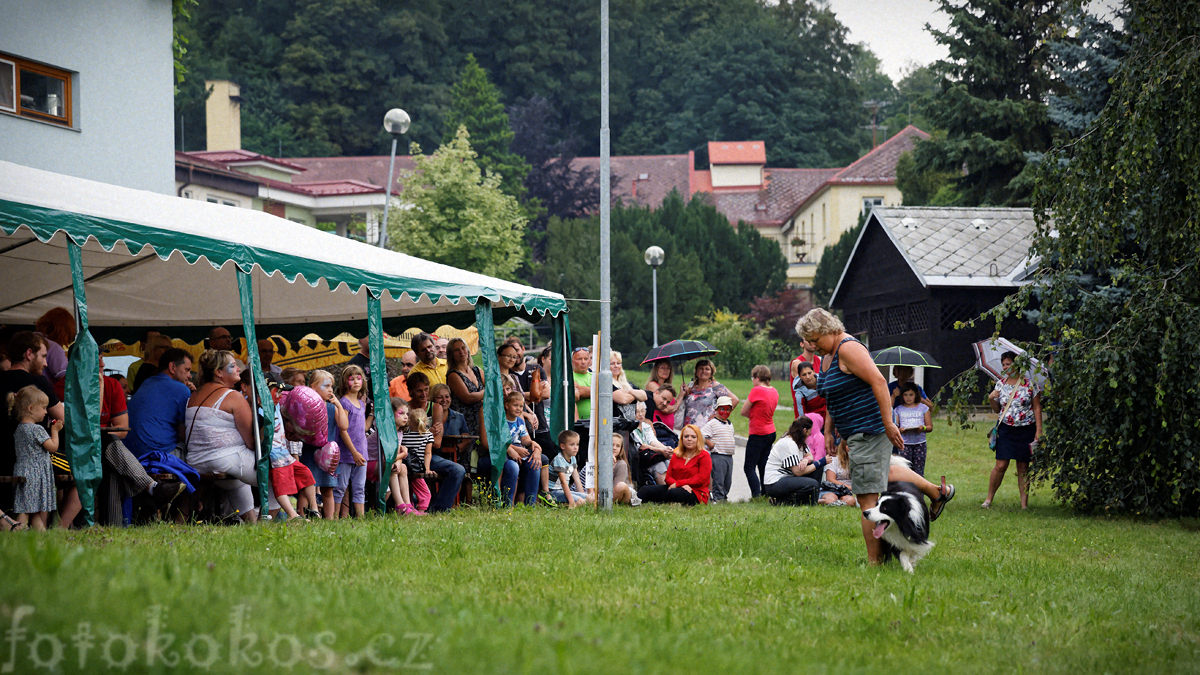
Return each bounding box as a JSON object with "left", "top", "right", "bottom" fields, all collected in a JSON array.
[{"left": 701, "top": 396, "right": 737, "bottom": 502}]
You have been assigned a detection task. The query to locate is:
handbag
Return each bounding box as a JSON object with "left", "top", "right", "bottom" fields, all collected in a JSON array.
[
  {"left": 314, "top": 441, "right": 341, "bottom": 475},
  {"left": 820, "top": 479, "right": 852, "bottom": 498},
  {"left": 988, "top": 388, "right": 1018, "bottom": 451}
]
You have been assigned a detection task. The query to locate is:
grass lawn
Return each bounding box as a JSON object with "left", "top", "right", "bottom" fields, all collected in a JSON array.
[
  {"left": 625, "top": 367, "right": 795, "bottom": 437},
  {"left": 2, "top": 426, "right": 1199, "bottom": 673}
]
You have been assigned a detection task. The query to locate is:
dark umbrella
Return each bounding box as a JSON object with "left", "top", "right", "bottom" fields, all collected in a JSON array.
[
  {"left": 640, "top": 339, "right": 720, "bottom": 365},
  {"left": 870, "top": 346, "right": 941, "bottom": 368}
]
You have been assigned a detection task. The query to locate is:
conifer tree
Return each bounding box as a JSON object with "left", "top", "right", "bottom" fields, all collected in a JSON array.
[
  {"left": 443, "top": 54, "right": 530, "bottom": 201},
  {"left": 910, "top": 0, "right": 1064, "bottom": 206}
]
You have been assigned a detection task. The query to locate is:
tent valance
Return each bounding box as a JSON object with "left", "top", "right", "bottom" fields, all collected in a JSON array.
[{"left": 0, "top": 160, "right": 566, "bottom": 337}]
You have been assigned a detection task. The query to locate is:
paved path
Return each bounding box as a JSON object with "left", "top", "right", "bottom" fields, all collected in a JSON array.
[{"left": 727, "top": 434, "right": 753, "bottom": 503}]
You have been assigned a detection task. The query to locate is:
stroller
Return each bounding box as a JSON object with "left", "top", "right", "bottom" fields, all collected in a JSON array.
[{"left": 633, "top": 422, "right": 678, "bottom": 488}]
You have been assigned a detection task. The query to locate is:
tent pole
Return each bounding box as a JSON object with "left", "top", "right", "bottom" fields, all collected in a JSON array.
[
  {"left": 367, "top": 294, "right": 398, "bottom": 512},
  {"left": 476, "top": 303, "right": 506, "bottom": 501},
  {"left": 237, "top": 271, "right": 273, "bottom": 518},
  {"left": 64, "top": 241, "right": 101, "bottom": 526}
]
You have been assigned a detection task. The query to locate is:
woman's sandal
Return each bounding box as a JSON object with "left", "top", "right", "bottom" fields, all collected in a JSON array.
[{"left": 930, "top": 479, "right": 955, "bottom": 521}]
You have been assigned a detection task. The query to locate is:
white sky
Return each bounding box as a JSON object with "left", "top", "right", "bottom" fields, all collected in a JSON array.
[{"left": 824, "top": 0, "right": 950, "bottom": 82}]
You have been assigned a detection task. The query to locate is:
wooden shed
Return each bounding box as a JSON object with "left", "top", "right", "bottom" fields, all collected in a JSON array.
[{"left": 830, "top": 207, "right": 1040, "bottom": 395}]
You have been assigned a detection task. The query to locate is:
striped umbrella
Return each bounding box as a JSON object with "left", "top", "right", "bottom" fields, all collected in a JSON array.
[{"left": 870, "top": 346, "right": 941, "bottom": 368}]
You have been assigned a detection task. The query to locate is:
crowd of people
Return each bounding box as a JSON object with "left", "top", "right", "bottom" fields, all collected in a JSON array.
[{"left": 3, "top": 306, "right": 974, "bottom": 570}]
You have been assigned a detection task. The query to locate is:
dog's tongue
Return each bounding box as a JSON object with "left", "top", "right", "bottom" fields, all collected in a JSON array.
[{"left": 872, "top": 522, "right": 887, "bottom": 539}]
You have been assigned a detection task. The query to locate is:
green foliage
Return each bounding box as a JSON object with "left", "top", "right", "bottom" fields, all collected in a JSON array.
[
  {"left": 881, "top": 63, "right": 941, "bottom": 138},
  {"left": 175, "top": 0, "right": 880, "bottom": 166},
  {"left": 171, "top": 0, "right": 198, "bottom": 94},
  {"left": 896, "top": 145, "right": 961, "bottom": 206},
  {"left": 910, "top": 0, "right": 1064, "bottom": 206},
  {"left": 946, "top": 0, "right": 1200, "bottom": 517},
  {"left": 1024, "top": 0, "right": 1200, "bottom": 517},
  {"left": 810, "top": 215, "right": 864, "bottom": 306},
  {"left": 444, "top": 54, "right": 530, "bottom": 201},
  {"left": 542, "top": 194, "right": 786, "bottom": 356},
  {"left": 389, "top": 127, "right": 527, "bottom": 280},
  {"left": 683, "top": 310, "right": 782, "bottom": 377},
  {"left": 5, "top": 426, "right": 1200, "bottom": 673}
]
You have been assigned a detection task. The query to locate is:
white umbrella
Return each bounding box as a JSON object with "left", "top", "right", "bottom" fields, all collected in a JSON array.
[{"left": 972, "top": 337, "right": 1050, "bottom": 389}]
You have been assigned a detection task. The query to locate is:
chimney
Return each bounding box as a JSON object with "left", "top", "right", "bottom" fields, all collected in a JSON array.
[{"left": 205, "top": 80, "right": 242, "bottom": 151}]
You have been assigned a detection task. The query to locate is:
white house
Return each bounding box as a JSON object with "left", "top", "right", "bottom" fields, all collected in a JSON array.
[{"left": 0, "top": 0, "right": 175, "bottom": 193}]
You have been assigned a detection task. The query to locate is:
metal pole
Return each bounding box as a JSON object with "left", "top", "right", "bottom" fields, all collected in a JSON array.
[
  {"left": 378, "top": 136, "right": 398, "bottom": 248},
  {"left": 596, "top": 0, "right": 613, "bottom": 511},
  {"left": 651, "top": 266, "right": 658, "bottom": 347}
]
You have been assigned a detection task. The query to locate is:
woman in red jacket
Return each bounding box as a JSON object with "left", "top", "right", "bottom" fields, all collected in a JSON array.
[{"left": 636, "top": 424, "right": 711, "bottom": 505}]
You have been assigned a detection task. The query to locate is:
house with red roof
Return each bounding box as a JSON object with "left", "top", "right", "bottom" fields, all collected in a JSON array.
[
  {"left": 568, "top": 126, "right": 929, "bottom": 288},
  {"left": 181, "top": 80, "right": 926, "bottom": 285}
]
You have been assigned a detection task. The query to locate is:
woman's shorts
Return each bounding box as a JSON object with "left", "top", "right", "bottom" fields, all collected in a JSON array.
[{"left": 847, "top": 432, "right": 892, "bottom": 495}]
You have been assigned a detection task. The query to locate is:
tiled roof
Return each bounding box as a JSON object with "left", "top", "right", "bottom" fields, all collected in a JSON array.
[
  {"left": 185, "top": 150, "right": 309, "bottom": 173},
  {"left": 829, "top": 125, "right": 929, "bottom": 185},
  {"left": 179, "top": 152, "right": 387, "bottom": 197},
  {"left": 708, "top": 168, "right": 839, "bottom": 227},
  {"left": 708, "top": 141, "right": 766, "bottom": 165},
  {"left": 872, "top": 206, "right": 1037, "bottom": 284},
  {"left": 570, "top": 154, "right": 692, "bottom": 206},
  {"left": 285, "top": 156, "right": 417, "bottom": 194}
]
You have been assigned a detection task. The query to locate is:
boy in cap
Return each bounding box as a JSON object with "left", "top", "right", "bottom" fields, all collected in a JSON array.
[{"left": 701, "top": 396, "right": 737, "bottom": 502}]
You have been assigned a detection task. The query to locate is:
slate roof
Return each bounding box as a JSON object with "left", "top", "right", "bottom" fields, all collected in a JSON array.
[{"left": 832, "top": 206, "right": 1039, "bottom": 304}]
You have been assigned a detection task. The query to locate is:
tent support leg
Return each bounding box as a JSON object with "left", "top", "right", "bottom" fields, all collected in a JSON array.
[{"left": 367, "top": 294, "right": 398, "bottom": 512}]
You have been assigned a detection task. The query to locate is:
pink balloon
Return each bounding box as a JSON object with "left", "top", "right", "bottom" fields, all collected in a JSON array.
[{"left": 279, "top": 386, "right": 329, "bottom": 446}]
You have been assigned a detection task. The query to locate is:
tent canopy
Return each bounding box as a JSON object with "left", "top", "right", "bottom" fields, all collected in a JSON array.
[{"left": 0, "top": 160, "right": 566, "bottom": 341}]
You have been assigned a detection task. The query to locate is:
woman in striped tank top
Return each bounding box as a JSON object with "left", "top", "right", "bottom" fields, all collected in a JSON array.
[{"left": 795, "top": 309, "right": 954, "bottom": 565}]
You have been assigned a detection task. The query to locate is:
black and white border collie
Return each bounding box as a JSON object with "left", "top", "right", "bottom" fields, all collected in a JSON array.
[{"left": 862, "top": 481, "right": 934, "bottom": 573}]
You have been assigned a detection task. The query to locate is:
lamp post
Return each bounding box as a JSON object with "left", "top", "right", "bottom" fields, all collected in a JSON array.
[
  {"left": 644, "top": 245, "right": 664, "bottom": 346},
  {"left": 377, "top": 108, "right": 410, "bottom": 249}
]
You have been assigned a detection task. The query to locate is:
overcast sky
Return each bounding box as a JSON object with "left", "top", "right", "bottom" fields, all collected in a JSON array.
[{"left": 824, "top": 0, "right": 950, "bottom": 82}]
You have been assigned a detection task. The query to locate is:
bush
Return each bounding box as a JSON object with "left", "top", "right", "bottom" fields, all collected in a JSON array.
[{"left": 683, "top": 311, "right": 782, "bottom": 379}]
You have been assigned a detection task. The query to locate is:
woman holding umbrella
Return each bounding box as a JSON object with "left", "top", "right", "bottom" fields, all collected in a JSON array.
[
  {"left": 983, "top": 351, "right": 1042, "bottom": 509},
  {"left": 677, "top": 359, "right": 738, "bottom": 429}
]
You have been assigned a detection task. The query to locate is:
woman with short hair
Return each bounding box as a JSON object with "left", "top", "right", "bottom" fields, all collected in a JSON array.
[{"left": 795, "top": 308, "right": 953, "bottom": 564}]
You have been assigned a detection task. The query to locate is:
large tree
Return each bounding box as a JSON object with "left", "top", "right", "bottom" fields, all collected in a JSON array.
[
  {"left": 443, "top": 54, "right": 530, "bottom": 201},
  {"left": 389, "top": 127, "right": 527, "bottom": 280},
  {"left": 909, "top": 0, "right": 1064, "bottom": 206},
  {"left": 993, "top": 0, "right": 1200, "bottom": 516}
]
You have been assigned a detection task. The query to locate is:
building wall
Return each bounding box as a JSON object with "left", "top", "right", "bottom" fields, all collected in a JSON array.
[
  {"left": 0, "top": 0, "right": 174, "bottom": 193},
  {"left": 784, "top": 184, "right": 903, "bottom": 287},
  {"left": 710, "top": 164, "right": 763, "bottom": 188}
]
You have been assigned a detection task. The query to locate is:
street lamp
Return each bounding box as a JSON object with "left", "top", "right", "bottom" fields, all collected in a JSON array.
[
  {"left": 644, "top": 245, "right": 665, "bottom": 346},
  {"left": 377, "top": 108, "right": 410, "bottom": 248}
]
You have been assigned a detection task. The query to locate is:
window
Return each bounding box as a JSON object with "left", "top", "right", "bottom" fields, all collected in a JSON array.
[
  {"left": 862, "top": 196, "right": 883, "bottom": 215},
  {"left": 0, "top": 53, "right": 72, "bottom": 126}
]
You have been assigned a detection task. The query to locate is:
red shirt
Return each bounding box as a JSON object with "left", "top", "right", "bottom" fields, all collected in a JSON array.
[
  {"left": 791, "top": 354, "right": 824, "bottom": 417},
  {"left": 99, "top": 376, "right": 127, "bottom": 427},
  {"left": 665, "top": 451, "right": 712, "bottom": 504},
  {"left": 747, "top": 384, "right": 779, "bottom": 435}
]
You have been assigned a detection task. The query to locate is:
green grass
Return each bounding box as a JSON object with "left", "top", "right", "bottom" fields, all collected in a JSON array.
[
  {"left": 3, "top": 426, "right": 1199, "bottom": 673},
  {"left": 627, "top": 367, "right": 795, "bottom": 437}
]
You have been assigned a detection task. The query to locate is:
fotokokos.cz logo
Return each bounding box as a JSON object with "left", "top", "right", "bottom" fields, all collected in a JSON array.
[{"left": 3, "top": 604, "right": 434, "bottom": 671}]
